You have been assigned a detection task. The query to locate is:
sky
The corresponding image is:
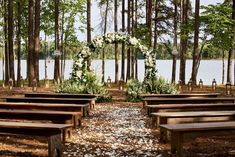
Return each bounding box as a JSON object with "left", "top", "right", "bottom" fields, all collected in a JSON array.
[{"left": 76, "top": 0, "right": 224, "bottom": 41}]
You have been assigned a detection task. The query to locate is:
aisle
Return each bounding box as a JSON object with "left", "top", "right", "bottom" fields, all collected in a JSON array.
[{"left": 63, "top": 102, "right": 164, "bottom": 157}]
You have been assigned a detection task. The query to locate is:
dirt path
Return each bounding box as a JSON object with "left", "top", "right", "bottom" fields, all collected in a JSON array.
[{"left": 64, "top": 102, "right": 166, "bottom": 157}]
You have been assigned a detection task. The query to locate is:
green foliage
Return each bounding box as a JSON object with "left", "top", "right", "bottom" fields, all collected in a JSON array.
[
  {"left": 56, "top": 72, "right": 112, "bottom": 103},
  {"left": 125, "top": 79, "right": 143, "bottom": 102},
  {"left": 201, "top": 4, "right": 234, "bottom": 51},
  {"left": 125, "top": 76, "right": 178, "bottom": 102},
  {"left": 143, "top": 76, "right": 178, "bottom": 94}
]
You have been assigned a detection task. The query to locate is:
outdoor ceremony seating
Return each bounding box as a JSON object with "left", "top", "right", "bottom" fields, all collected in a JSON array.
[
  {"left": 152, "top": 110, "right": 235, "bottom": 128},
  {"left": 0, "top": 102, "right": 84, "bottom": 123},
  {"left": 0, "top": 121, "right": 72, "bottom": 157},
  {"left": 24, "top": 93, "right": 97, "bottom": 109},
  {"left": 147, "top": 103, "right": 235, "bottom": 116},
  {"left": 160, "top": 121, "right": 235, "bottom": 157},
  {"left": 142, "top": 93, "right": 221, "bottom": 108},
  {"left": 0, "top": 109, "right": 79, "bottom": 141},
  {"left": 144, "top": 97, "right": 235, "bottom": 115},
  {"left": 4, "top": 97, "right": 91, "bottom": 116}
]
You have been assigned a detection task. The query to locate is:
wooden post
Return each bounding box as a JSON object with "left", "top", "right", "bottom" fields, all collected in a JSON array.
[
  {"left": 48, "top": 133, "right": 63, "bottom": 157},
  {"left": 171, "top": 131, "right": 183, "bottom": 157}
]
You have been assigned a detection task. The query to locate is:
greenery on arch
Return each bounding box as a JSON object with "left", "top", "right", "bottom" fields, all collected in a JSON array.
[{"left": 71, "top": 32, "right": 157, "bottom": 83}]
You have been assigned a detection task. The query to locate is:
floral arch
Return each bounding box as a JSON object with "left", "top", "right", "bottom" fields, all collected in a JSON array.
[{"left": 71, "top": 32, "right": 156, "bottom": 82}]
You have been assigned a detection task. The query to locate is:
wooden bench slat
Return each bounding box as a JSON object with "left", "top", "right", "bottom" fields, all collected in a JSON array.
[
  {"left": 152, "top": 111, "right": 235, "bottom": 117},
  {"left": 0, "top": 109, "right": 79, "bottom": 115},
  {"left": 147, "top": 103, "right": 235, "bottom": 109},
  {"left": 160, "top": 121, "right": 235, "bottom": 131},
  {"left": 144, "top": 97, "right": 235, "bottom": 105},
  {"left": 25, "top": 93, "right": 97, "bottom": 98},
  {"left": 142, "top": 93, "right": 220, "bottom": 98},
  {"left": 24, "top": 93, "right": 97, "bottom": 109},
  {"left": 0, "top": 121, "right": 72, "bottom": 131}
]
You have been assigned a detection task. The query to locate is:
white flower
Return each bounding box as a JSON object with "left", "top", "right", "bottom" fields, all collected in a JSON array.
[
  {"left": 76, "top": 71, "right": 82, "bottom": 78},
  {"left": 72, "top": 32, "right": 156, "bottom": 82},
  {"left": 129, "top": 37, "right": 139, "bottom": 45}
]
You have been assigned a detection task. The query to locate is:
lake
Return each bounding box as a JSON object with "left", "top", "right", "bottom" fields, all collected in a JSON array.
[{"left": 1, "top": 59, "right": 232, "bottom": 85}]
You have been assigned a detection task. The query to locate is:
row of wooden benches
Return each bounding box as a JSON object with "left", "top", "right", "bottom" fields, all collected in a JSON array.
[
  {"left": 142, "top": 93, "right": 235, "bottom": 157},
  {"left": 0, "top": 92, "right": 97, "bottom": 157}
]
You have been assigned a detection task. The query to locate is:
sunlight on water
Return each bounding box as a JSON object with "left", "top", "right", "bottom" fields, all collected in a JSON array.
[{"left": 2, "top": 59, "right": 231, "bottom": 85}]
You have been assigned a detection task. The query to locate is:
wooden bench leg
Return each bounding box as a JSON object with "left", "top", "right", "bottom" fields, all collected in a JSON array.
[
  {"left": 48, "top": 133, "right": 63, "bottom": 157},
  {"left": 63, "top": 128, "right": 72, "bottom": 142},
  {"left": 82, "top": 107, "right": 90, "bottom": 117},
  {"left": 147, "top": 108, "right": 151, "bottom": 116},
  {"left": 160, "top": 127, "right": 167, "bottom": 143},
  {"left": 152, "top": 116, "right": 160, "bottom": 128},
  {"left": 91, "top": 100, "right": 95, "bottom": 109},
  {"left": 143, "top": 101, "right": 147, "bottom": 108},
  {"left": 171, "top": 131, "right": 183, "bottom": 157},
  {"left": 73, "top": 115, "right": 82, "bottom": 128}
]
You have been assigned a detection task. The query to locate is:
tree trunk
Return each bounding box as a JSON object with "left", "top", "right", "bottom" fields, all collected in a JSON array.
[
  {"left": 126, "top": 0, "right": 131, "bottom": 81},
  {"left": 8, "top": 0, "right": 14, "bottom": 84},
  {"left": 227, "top": 49, "right": 233, "bottom": 83},
  {"left": 179, "top": 0, "right": 189, "bottom": 85},
  {"left": 44, "top": 35, "right": 47, "bottom": 79},
  {"left": 153, "top": 0, "right": 158, "bottom": 51},
  {"left": 131, "top": 0, "right": 134, "bottom": 79},
  {"left": 16, "top": 0, "right": 21, "bottom": 87},
  {"left": 171, "top": 0, "right": 177, "bottom": 84},
  {"left": 60, "top": 8, "right": 65, "bottom": 81},
  {"left": 134, "top": 0, "right": 138, "bottom": 80},
  {"left": 233, "top": 0, "right": 235, "bottom": 84},
  {"left": 222, "top": 50, "right": 225, "bottom": 85},
  {"left": 34, "top": 0, "right": 40, "bottom": 84},
  {"left": 146, "top": 0, "right": 152, "bottom": 47},
  {"left": 102, "top": 0, "right": 109, "bottom": 83},
  {"left": 87, "top": 0, "right": 91, "bottom": 70},
  {"left": 28, "top": 0, "right": 34, "bottom": 86},
  {"left": 191, "top": 0, "right": 200, "bottom": 85},
  {"left": 121, "top": 0, "right": 125, "bottom": 81},
  {"left": 54, "top": 0, "right": 61, "bottom": 83},
  {"left": 114, "top": 0, "right": 119, "bottom": 83},
  {"left": 4, "top": 0, "right": 9, "bottom": 85}
]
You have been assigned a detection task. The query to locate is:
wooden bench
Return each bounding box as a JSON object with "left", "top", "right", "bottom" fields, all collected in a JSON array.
[
  {"left": 144, "top": 97, "right": 235, "bottom": 115},
  {"left": 144, "top": 97, "right": 235, "bottom": 105},
  {"left": 0, "top": 109, "right": 80, "bottom": 141},
  {"left": 4, "top": 97, "right": 91, "bottom": 116},
  {"left": 0, "top": 102, "right": 86, "bottom": 120},
  {"left": 152, "top": 111, "right": 235, "bottom": 128},
  {"left": 142, "top": 93, "right": 220, "bottom": 107},
  {"left": 25, "top": 93, "right": 97, "bottom": 109},
  {"left": 146, "top": 103, "right": 235, "bottom": 116},
  {"left": 0, "top": 121, "right": 72, "bottom": 157},
  {"left": 142, "top": 93, "right": 220, "bottom": 98},
  {"left": 160, "top": 122, "right": 235, "bottom": 157}
]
